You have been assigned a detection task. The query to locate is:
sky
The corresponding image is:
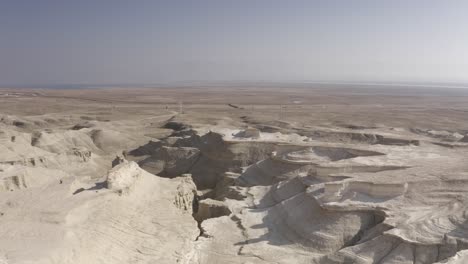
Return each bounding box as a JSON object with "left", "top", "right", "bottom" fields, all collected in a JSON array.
[{"left": 0, "top": 0, "right": 467, "bottom": 86}]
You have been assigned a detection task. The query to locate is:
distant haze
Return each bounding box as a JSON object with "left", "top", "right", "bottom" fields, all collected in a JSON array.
[{"left": 1, "top": 0, "right": 467, "bottom": 86}]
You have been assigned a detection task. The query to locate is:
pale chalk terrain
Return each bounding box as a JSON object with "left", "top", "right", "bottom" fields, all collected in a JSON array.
[{"left": 1, "top": 85, "right": 468, "bottom": 263}]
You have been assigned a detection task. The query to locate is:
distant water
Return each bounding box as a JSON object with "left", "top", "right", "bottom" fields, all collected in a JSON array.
[
  {"left": 2, "top": 81, "right": 468, "bottom": 96},
  {"left": 0, "top": 84, "right": 156, "bottom": 89}
]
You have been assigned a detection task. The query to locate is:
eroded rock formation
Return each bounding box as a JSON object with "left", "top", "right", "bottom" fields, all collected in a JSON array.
[{"left": 2, "top": 112, "right": 468, "bottom": 264}]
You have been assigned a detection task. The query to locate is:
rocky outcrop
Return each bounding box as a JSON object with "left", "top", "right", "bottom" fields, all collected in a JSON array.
[
  {"left": 106, "top": 161, "right": 141, "bottom": 195},
  {"left": 174, "top": 175, "right": 197, "bottom": 213},
  {"left": 2, "top": 111, "right": 468, "bottom": 264}
]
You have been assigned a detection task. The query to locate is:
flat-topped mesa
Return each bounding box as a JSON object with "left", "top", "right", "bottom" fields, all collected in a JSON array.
[
  {"left": 272, "top": 145, "right": 384, "bottom": 164},
  {"left": 320, "top": 181, "right": 408, "bottom": 204},
  {"left": 106, "top": 161, "right": 198, "bottom": 214},
  {"left": 299, "top": 129, "right": 420, "bottom": 146}
]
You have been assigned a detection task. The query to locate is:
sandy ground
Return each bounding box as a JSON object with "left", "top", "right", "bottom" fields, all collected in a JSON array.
[{"left": 1, "top": 85, "right": 468, "bottom": 263}]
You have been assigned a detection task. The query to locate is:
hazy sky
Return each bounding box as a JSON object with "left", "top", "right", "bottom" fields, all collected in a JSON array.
[{"left": 1, "top": 0, "right": 467, "bottom": 85}]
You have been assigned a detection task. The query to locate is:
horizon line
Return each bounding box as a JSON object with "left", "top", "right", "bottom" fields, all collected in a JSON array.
[{"left": 2, "top": 80, "right": 468, "bottom": 90}]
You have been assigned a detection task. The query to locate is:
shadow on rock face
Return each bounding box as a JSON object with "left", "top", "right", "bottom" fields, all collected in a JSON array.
[
  {"left": 234, "top": 189, "right": 385, "bottom": 253},
  {"left": 73, "top": 181, "right": 107, "bottom": 195}
]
